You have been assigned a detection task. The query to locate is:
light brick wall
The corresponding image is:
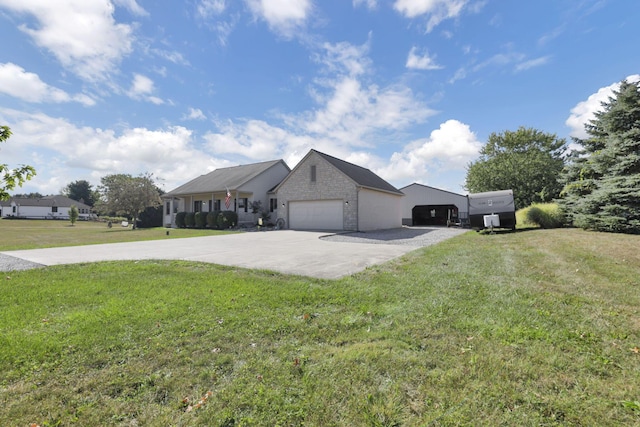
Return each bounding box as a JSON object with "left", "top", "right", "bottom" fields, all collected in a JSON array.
[{"left": 276, "top": 151, "right": 358, "bottom": 230}]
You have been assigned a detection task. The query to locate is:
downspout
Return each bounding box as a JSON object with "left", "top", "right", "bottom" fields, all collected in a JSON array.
[{"left": 356, "top": 186, "right": 360, "bottom": 232}]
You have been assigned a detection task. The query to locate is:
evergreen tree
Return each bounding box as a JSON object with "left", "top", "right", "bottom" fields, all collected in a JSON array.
[
  {"left": 63, "top": 179, "right": 97, "bottom": 206},
  {"left": 560, "top": 79, "right": 640, "bottom": 233}
]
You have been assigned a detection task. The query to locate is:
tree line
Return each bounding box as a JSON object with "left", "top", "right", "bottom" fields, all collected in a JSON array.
[{"left": 465, "top": 78, "right": 640, "bottom": 234}]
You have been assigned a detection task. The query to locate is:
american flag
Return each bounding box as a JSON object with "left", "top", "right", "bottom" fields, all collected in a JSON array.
[{"left": 225, "top": 188, "right": 231, "bottom": 209}]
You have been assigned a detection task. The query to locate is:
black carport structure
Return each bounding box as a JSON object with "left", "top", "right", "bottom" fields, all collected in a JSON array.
[{"left": 411, "top": 204, "right": 459, "bottom": 226}]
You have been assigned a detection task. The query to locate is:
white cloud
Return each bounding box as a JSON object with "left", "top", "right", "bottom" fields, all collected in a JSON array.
[
  {"left": 128, "top": 74, "right": 163, "bottom": 104},
  {"left": 183, "top": 108, "right": 207, "bottom": 121},
  {"left": 113, "top": 0, "right": 148, "bottom": 16},
  {"left": 197, "top": 0, "right": 226, "bottom": 17},
  {"left": 245, "top": 0, "right": 313, "bottom": 38},
  {"left": 377, "top": 119, "right": 481, "bottom": 185},
  {"left": 393, "top": 0, "right": 469, "bottom": 32},
  {"left": 0, "top": 62, "right": 95, "bottom": 106},
  {"left": 0, "top": 0, "right": 135, "bottom": 82},
  {"left": 566, "top": 74, "right": 640, "bottom": 139},
  {"left": 515, "top": 55, "right": 551, "bottom": 72},
  {"left": 406, "top": 47, "right": 443, "bottom": 70},
  {"left": 353, "top": 0, "right": 377, "bottom": 9},
  {"left": 313, "top": 39, "right": 372, "bottom": 77},
  {"left": 201, "top": 40, "right": 436, "bottom": 163},
  {"left": 0, "top": 108, "right": 224, "bottom": 193}
]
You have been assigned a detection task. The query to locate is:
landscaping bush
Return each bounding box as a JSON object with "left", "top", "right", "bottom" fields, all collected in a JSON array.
[
  {"left": 185, "top": 212, "right": 196, "bottom": 228},
  {"left": 518, "top": 203, "right": 565, "bottom": 229},
  {"left": 194, "top": 212, "right": 207, "bottom": 229},
  {"left": 217, "top": 210, "right": 238, "bottom": 229},
  {"left": 174, "top": 212, "right": 186, "bottom": 228},
  {"left": 207, "top": 211, "right": 220, "bottom": 229}
]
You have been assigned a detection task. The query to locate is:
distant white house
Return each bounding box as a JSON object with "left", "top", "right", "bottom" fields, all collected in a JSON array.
[{"left": 0, "top": 195, "right": 93, "bottom": 220}]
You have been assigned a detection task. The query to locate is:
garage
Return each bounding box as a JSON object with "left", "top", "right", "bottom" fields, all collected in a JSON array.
[{"left": 289, "top": 200, "right": 343, "bottom": 230}]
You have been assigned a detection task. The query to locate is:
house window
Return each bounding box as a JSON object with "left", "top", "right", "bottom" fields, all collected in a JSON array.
[
  {"left": 214, "top": 200, "right": 221, "bottom": 211},
  {"left": 270, "top": 198, "right": 278, "bottom": 212},
  {"left": 238, "top": 198, "right": 248, "bottom": 213},
  {"left": 311, "top": 165, "right": 316, "bottom": 182},
  {"left": 194, "top": 200, "right": 202, "bottom": 212},
  {"left": 12, "top": 206, "right": 16, "bottom": 213},
  {"left": 52, "top": 206, "right": 58, "bottom": 213},
  {"left": 166, "top": 202, "right": 171, "bottom": 215}
]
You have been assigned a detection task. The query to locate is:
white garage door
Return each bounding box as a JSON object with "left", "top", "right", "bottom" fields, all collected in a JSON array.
[{"left": 289, "top": 200, "right": 344, "bottom": 230}]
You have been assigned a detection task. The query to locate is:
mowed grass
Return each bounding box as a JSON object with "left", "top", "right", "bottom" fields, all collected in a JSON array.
[
  {"left": 0, "top": 227, "right": 639, "bottom": 426},
  {"left": 0, "top": 219, "right": 234, "bottom": 250}
]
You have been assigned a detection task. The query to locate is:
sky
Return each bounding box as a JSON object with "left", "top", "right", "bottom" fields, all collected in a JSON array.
[{"left": 1, "top": 0, "right": 639, "bottom": 196}]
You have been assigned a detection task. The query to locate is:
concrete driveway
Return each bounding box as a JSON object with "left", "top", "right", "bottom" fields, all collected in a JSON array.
[{"left": 1, "top": 230, "right": 419, "bottom": 279}]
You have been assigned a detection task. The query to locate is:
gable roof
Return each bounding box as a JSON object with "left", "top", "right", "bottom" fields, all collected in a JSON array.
[
  {"left": 0, "top": 195, "right": 91, "bottom": 209},
  {"left": 312, "top": 150, "right": 404, "bottom": 195},
  {"left": 164, "top": 159, "right": 289, "bottom": 197},
  {"left": 399, "top": 182, "right": 467, "bottom": 198}
]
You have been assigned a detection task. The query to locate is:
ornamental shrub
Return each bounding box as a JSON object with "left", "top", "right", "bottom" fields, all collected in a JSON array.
[
  {"left": 217, "top": 210, "right": 238, "bottom": 229},
  {"left": 195, "top": 211, "right": 207, "bottom": 228},
  {"left": 175, "top": 211, "right": 186, "bottom": 228},
  {"left": 521, "top": 203, "right": 565, "bottom": 229},
  {"left": 207, "top": 211, "right": 220, "bottom": 228},
  {"left": 185, "top": 212, "right": 196, "bottom": 228}
]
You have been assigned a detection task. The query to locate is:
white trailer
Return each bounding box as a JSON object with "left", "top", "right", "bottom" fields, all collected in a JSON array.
[{"left": 468, "top": 190, "right": 516, "bottom": 230}]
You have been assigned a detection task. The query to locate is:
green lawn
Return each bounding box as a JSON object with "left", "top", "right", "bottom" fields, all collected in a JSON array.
[
  {"left": 1, "top": 225, "right": 639, "bottom": 426},
  {"left": 0, "top": 218, "right": 234, "bottom": 250}
]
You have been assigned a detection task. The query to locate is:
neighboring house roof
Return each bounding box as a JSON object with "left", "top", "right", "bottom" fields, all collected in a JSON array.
[
  {"left": 0, "top": 195, "right": 91, "bottom": 209},
  {"left": 311, "top": 149, "right": 404, "bottom": 195},
  {"left": 399, "top": 182, "right": 468, "bottom": 197},
  {"left": 164, "top": 159, "right": 290, "bottom": 197}
]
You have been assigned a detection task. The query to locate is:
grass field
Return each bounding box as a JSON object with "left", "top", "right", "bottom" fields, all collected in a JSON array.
[
  {"left": 0, "top": 219, "right": 234, "bottom": 251},
  {"left": 0, "top": 221, "right": 639, "bottom": 426}
]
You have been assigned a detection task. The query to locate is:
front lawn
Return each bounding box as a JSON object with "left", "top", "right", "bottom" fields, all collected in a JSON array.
[
  {"left": 1, "top": 228, "right": 639, "bottom": 425},
  {"left": 0, "top": 219, "right": 234, "bottom": 251}
]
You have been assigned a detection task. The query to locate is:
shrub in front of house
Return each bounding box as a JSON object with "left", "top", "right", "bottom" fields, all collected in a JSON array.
[
  {"left": 217, "top": 211, "right": 238, "bottom": 229},
  {"left": 195, "top": 212, "right": 207, "bottom": 229},
  {"left": 175, "top": 212, "right": 186, "bottom": 228},
  {"left": 207, "top": 211, "right": 220, "bottom": 229},
  {"left": 185, "top": 212, "right": 196, "bottom": 228},
  {"left": 519, "top": 203, "right": 565, "bottom": 229}
]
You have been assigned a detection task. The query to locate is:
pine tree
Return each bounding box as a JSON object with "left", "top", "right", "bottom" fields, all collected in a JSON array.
[{"left": 560, "top": 79, "right": 640, "bottom": 233}]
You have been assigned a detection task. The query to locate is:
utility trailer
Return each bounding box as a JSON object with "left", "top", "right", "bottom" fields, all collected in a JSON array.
[{"left": 468, "top": 190, "right": 516, "bottom": 230}]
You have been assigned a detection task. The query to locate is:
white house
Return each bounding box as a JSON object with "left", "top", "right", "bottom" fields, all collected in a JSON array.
[
  {"left": 162, "top": 159, "right": 291, "bottom": 227},
  {"left": 399, "top": 183, "right": 469, "bottom": 226},
  {"left": 0, "top": 195, "right": 93, "bottom": 220},
  {"left": 274, "top": 149, "right": 404, "bottom": 231}
]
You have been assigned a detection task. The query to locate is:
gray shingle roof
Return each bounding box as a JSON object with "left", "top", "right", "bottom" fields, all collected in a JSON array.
[
  {"left": 164, "top": 159, "right": 288, "bottom": 197},
  {"left": 0, "top": 195, "right": 91, "bottom": 209},
  {"left": 313, "top": 150, "right": 403, "bottom": 195}
]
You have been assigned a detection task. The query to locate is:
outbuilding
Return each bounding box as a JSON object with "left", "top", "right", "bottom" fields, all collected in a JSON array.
[{"left": 399, "top": 183, "right": 469, "bottom": 226}]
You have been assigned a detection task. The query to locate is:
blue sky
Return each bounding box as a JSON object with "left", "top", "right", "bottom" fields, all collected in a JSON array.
[{"left": 1, "top": 0, "right": 638, "bottom": 196}]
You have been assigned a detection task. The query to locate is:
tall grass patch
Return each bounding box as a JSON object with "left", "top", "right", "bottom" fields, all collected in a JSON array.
[{"left": 517, "top": 202, "right": 565, "bottom": 229}]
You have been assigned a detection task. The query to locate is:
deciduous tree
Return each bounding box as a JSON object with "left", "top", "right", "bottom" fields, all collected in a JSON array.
[
  {"left": 465, "top": 127, "right": 566, "bottom": 209},
  {"left": 69, "top": 205, "right": 79, "bottom": 225},
  {"left": 0, "top": 126, "right": 36, "bottom": 200},
  {"left": 96, "top": 173, "right": 162, "bottom": 229}
]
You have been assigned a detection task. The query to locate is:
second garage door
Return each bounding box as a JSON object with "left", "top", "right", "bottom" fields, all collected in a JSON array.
[{"left": 289, "top": 200, "right": 344, "bottom": 230}]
